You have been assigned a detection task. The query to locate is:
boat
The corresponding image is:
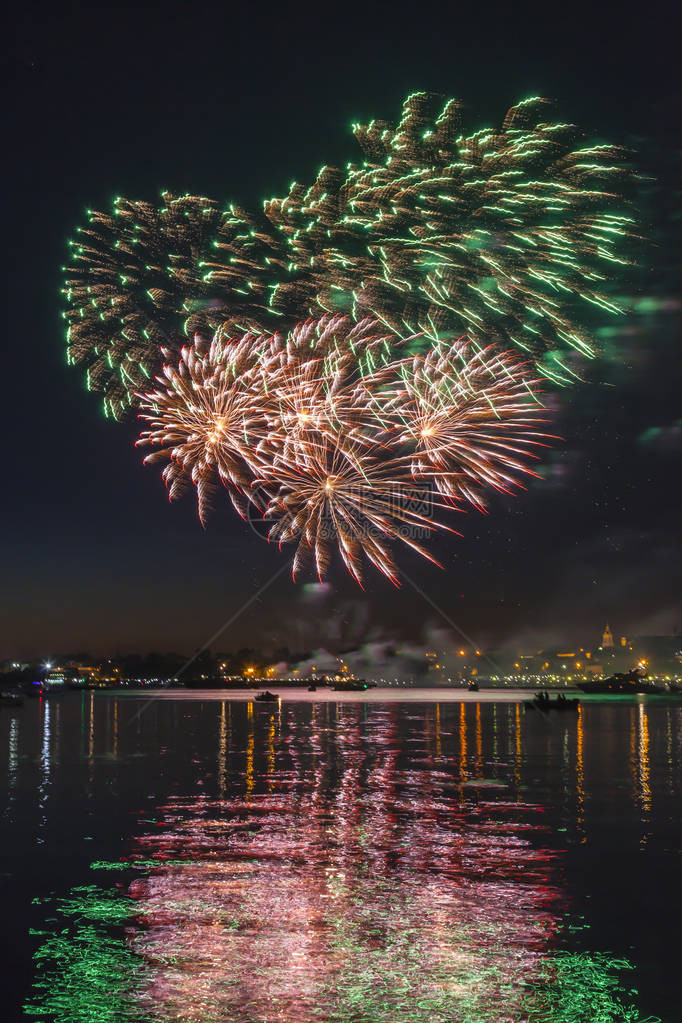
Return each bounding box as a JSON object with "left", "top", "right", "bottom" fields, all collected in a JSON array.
[
  {"left": 577, "top": 670, "right": 665, "bottom": 695},
  {"left": 0, "top": 689, "right": 24, "bottom": 707},
  {"left": 332, "top": 679, "right": 374, "bottom": 692},
  {"left": 190, "top": 677, "right": 322, "bottom": 690},
  {"left": 253, "top": 691, "right": 279, "bottom": 703},
  {"left": 41, "top": 668, "right": 68, "bottom": 696},
  {"left": 526, "top": 695, "right": 579, "bottom": 712},
  {"left": 29, "top": 669, "right": 68, "bottom": 697}
]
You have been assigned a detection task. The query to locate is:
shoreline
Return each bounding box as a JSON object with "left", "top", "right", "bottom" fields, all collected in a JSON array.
[{"left": 83, "top": 686, "right": 682, "bottom": 704}]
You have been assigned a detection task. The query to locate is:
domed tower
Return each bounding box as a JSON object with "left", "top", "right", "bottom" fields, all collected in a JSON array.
[{"left": 602, "top": 623, "right": 615, "bottom": 649}]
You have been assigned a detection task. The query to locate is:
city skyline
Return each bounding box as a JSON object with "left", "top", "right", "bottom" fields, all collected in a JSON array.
[{"left": 4, "top": 618, "right": 680, "bottom": 683}]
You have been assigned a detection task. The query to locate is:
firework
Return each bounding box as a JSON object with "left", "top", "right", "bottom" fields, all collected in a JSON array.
[
  {"left": 65, "top": 89, "right": 603, "bottom": 582},
  {"left": 256, "top": 314, "right": 400, "bottom": 461},
  {"left": 64, "top": 94, "right": 634, "bottom": 410},
  {"left": 62, "top": 194, "right": 229, "bottom": 416},
  {"left": 210, "top": 93, "right": 633, "bottom": 384},
  {"left": 382, "top": 340, "right": 552, "bottom": 510},
  {"left": 136, "top": 315, "right": 551, "bottom": 581},
  {"left": 135, "top": 315, "right": 395, "bottom": 526},
  {"left": 257, "top": 434, "right": 454, "bottom": 585},
  {"left": 136, "top": 330, "right": 269, "bottom": 524},
  {"left": 62, "top": 193, "right": 282, "bottom": 418}
]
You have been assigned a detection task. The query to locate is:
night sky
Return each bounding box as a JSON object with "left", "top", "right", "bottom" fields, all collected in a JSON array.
[{"left": 4, "top": 2, "right": 680, "bottom": 660}]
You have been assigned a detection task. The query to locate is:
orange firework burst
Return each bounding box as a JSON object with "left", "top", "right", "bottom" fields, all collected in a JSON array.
[
  {"left": 136, "top": 316, "right": 553, "bottom": 582},
  {"left": 383, "top": 340, "right": 554, "bottom": 510},
  {"left": 257, "top": 435, "right": 456, "bottom": 586},
  {"left": 136, "top": 331, "right": 268, "bottom": 523},
  {"left": 257, "top": 315, "right": 399, "bottom": 461}
]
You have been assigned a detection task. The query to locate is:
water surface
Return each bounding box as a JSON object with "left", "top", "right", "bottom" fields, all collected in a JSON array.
[{"left": 2, "top": 690, "right": 679, "bottom": 1021}]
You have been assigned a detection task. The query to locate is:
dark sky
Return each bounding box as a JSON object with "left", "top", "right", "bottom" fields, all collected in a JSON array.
[{"left": 3, "top": 1, "right": 680, "bottom": 660}]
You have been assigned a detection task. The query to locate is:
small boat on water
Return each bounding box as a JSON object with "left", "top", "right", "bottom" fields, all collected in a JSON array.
[
  {"left": 526, "top": 696, "right": 579, "bottom": 713},
  {"left": 0, "top": 689, "right": 24, "bottom": 707},
  {"left": 254, "top": 691, "right": 279, "bottom": 703},
  {"left": 29, "top": 669, "right": 68, "bottom": 697}
]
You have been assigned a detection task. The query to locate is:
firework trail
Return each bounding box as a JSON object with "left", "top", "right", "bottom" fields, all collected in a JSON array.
[
  {"left": 136, "top": 316, "right": 548, "bottom": 582},
  {"left": 136, "top": 315, "right": 397, "bottom": 527},
  {"left": 257, "top": 433, "right": 453, "bottom": 585},
  {"left": 63, "top": 94, "right": 634, "bottom": 411},
  {"left": 63, "top": 194, "right": 232, "bottom": 416},
  {"left": 63, "top": 94, "right": 631, "bottom": 579},
  {"left": 256, "top": 315, "right": 400, "bottom": 460},
  {"left": 136, "top": 329, "right": 269, "bottom": 524},
  {"left": 242, "top": 93, "right": 633, "bottom": 386},
  {"left": 381, "top": 340, "right": 553, "bottom": 510}
]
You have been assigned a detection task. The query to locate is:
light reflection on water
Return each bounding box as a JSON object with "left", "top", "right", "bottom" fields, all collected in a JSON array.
[
  {"left": 2, "top": 692, "right": 679, "bottom": 1021},
  {"left": 128, "top": 709, "right": 559, "bottom": 1021}
]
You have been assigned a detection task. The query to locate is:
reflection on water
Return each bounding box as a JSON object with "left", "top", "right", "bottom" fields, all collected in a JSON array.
[
  {"left": 638, "top": 704, "right": 652, "bottom": 822},
  {"left": 2, "top": 693, "right": 679, "bottom": 1021},
  {"left": 575, "top": 705, "right": 585, "bottom": 841},
  {"left": 128, "top": 714, "right": 560, "bottom": 1021}
]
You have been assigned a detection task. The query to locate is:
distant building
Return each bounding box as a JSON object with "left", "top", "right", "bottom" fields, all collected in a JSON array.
[{"left": 602, "top": 623, "right": 615, "bottom": 648}]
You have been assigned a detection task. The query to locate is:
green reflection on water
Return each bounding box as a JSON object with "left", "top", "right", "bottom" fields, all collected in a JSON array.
[
  {"left": 25, "top": 868, "right": 659, "bottom": 1023},
  {"left": 526, "top": 952, "right": 660, "bottom": 1023},
  {"left": 90, "top": 859, "right": 190, "bottom": 871},
  {"left": 25, "top": 884, "right": 150, "bottom": 1023}
]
